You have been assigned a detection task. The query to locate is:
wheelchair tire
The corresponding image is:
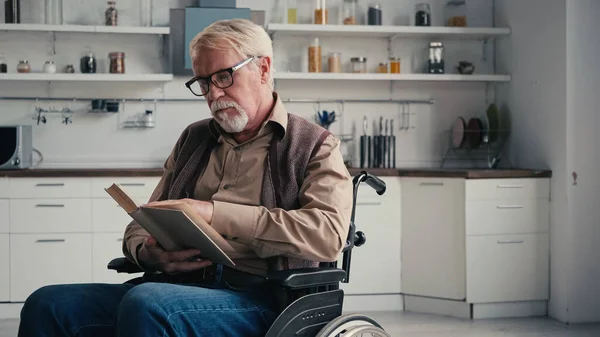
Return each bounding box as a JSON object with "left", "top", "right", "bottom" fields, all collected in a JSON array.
[{"left": 315, "top": 313, "right": 390, "bottom": 337}]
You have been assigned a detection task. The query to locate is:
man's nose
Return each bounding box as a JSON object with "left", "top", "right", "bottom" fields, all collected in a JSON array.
[{"left": 207, "top": 82, "right": 224, "bottom": 101}]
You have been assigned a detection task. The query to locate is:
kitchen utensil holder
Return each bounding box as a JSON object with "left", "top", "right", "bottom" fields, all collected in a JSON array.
[
  {"left": 32, "top": 106, "right": 74, "bottom": 125},
  {"left": 440, "top": 128, "right": 511, "bottom": 169}
]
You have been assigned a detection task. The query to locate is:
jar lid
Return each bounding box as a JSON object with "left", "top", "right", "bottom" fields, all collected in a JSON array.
[
  {"left": 351, "top": 57, "right": 367, "bottom": 62},
  {"left": 429, "top": 41, "right": 443, "bottom": 47},
  {"left": 379, "top": 62, "right": 387, "bottom": 66},
  {"left": 45, "top": 61, "right": 54, "bottom": 64},
  {"left": 389, "top": 57, "right": 400, "bottom": 61},
  {"left": 19, "top": 60, "right": 28, "bottom": 63},
  {"left": 109, "top": 52, "right": 125, "bottom": 57}
]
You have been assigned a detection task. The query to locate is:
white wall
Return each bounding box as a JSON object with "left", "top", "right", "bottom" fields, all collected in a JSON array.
[
  {"left": 0, "top": 0, "right": 496, "bottom": 169},
  {"left": 496, "top": 0, "right": 600, "bottom": 324},
  {"left": 565, "top": 0, "right": 600, "bottom": 324}
]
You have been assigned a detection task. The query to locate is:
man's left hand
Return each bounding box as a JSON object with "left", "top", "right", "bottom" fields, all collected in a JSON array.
[{"left": 145, "top": 198, "right": 214, "bottom": 224}]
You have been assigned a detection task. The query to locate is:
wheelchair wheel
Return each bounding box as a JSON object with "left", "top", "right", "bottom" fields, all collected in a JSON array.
[{"left": 315, "top": 313, "right": 391, "bottom": 337}]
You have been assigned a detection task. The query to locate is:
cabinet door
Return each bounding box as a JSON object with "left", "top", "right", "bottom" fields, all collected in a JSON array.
[
  {"left": 10, "top": 199, "right": 92, "bottom": 233},
  {"left": 92, "top": 199, "right": 134, "bottom": 233},
  {"left": 400, "top": 178, "right": 466, "bottom": 300},
  {"left": 92, "top": 233, "right": 137, "bottom": 284},
  {"left": 0, "top": 234, "right": 8, "bottom": 301},
  {"left": 0, "top": 199, "right": 8, "bottom": 233},
  {"left": 466, "top": 233, "right": 549, "bottom": 303},
  {"left": 10, "top": 234, "right": 92, "bottom": 302}
]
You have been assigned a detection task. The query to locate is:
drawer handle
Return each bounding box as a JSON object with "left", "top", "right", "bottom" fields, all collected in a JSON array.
[
  {"left": 497, "top": 184, "right": 524, "bottom": 189},
  {"left": 119, "top": 183, "right": 146, "bottom": 187},
  {"left": 497, "top": 240, "right": 524, "bottom": 244},
  {"left": 420, "top": 182, "right": 444, "bottom": 186},
  {"left": 35, "top": 183, "right": 65, "bottom": 187},
  {"left": 35, "top": 239, "right": 66, "bottom": 243},
  {"left": 35, "top": 204, "right": 65, "bottom": 208},
  {"left": 357, "top": 201, "right": 382, "bottom": 206},
  {"left": 496, "top": 205, "right": 524, "bottom": 209}
]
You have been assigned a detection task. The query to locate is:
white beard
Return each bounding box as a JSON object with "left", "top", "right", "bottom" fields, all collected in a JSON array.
[{"left": 210, "top": 100, "right": 249, "bottom": 133}]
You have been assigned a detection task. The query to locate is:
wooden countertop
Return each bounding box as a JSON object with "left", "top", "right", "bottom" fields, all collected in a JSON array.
[{"left": 0, "top": 167, "right": 552, "bottom": 179}]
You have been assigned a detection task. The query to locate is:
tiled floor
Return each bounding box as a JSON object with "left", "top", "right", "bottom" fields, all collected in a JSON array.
[{"left": 3, "top": 311, "right": 600, "bottom": 336}]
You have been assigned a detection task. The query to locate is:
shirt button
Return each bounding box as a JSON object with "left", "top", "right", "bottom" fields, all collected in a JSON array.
[
  {"left": 223, "top": 184, "right": 230, "bottom": 190},
  {"left": 221, "top": 234, "right": 228, "bottom": 239},
  {"left": 231, "top": 237, "right": 238, "bottom": 241}
]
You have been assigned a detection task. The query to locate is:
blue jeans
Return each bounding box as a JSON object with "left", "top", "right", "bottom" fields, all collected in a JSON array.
[{"left": 18, "top": 280, "right": 279, "bottom": 337}]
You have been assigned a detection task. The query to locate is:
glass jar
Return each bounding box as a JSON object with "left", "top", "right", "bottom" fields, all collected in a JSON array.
[
  {"left": 109, "top": 52, "right": 125, "bottom": 74},
  {"left": 0, "top": 53, "right": 7, "bottom": 73},
  {"left": 428, "top": 42, "right": 444, "bottom": 74},
  {"left": 415, "top": 3, "right": 431, "bottom": 26},
  {"left": 350, "top": 57, "right": 367, "bottom": 73},
  {"left": 367, "top": 2, "right": 382, "bottom": 25},
  {"left": 343, "top": 0, "right": 357, "bottom": 25},
  {"left": 389, "top": 57, "right": 400, "bottom": 73},
  {"left": 314, "top": 0, "right": 327, "bottom": 25},
  {"left": 328, "top": 52, "right": 341, "bottom": 73},
  {"left": 43, "top": 61, "right": 56, "bottom": 73},
  {"left": 140, "top": 0, "right": 151, "bottom": 26},
  {"left": 45, "top": 0, "right": 63, "bottom": 25},
  {"left": 445, "top": 0, "right": 467, "bottom": 27},
  {"left": 377, "top": 62, "right": 388, "bottom": 73},
  {"left": 105, "top": 1, "right": 118, "bottom": 26},
  {"left": 287, "top": 0, "right": 297, "bottom": 23},
  {"left": 17, "top": 60, "right": 30, "bottom": 73},
  {"left": 65, "top": 64, "right": 75, "bottom": 73},
  {"left": 308, "top": 38, "right": 321, "bottom": 73},
  {"left": 80, "top": 50, "right": 97, "bottom": 73}
]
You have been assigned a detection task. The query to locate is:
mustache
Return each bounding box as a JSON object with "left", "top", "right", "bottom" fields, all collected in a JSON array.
[{"left": 210, "top": 100, "right": 242, "bottom": 114}]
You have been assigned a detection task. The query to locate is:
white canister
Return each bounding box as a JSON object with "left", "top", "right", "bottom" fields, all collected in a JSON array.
[{"left": 43, "top": 61, "right": 57, "bottom": 73}]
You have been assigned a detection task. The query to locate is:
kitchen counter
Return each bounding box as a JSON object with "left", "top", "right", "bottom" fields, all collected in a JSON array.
[{"left": 0, "top": 167, "right": 552, "bottom": 179}]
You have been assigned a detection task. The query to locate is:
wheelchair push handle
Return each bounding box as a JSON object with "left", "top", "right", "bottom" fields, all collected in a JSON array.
[{"left": 364, "top": 174, "right": 386, "bottom": 195}]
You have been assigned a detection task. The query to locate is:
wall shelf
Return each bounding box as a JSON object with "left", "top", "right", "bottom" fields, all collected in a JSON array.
[
  {"left": 0, "top": 73, "right": 174, "bottom": 82},
  {"left": 266, "top": 24, "right": 510, "bottom": 39},
  {"left": 0, "top": 23, "right": 169, "bottom": 35},
  {"left": 273, "top": 72, "right": 511, "bottom": 82}
]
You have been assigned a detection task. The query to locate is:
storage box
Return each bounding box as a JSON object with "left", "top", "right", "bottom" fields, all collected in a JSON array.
[{"left": 198, "top": 0, "right": 236, "bottom": 8}]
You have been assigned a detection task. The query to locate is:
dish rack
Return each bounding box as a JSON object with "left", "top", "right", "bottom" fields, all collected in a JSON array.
[{"left": 440, "top": 128, "right": 511, "bottom": 169}]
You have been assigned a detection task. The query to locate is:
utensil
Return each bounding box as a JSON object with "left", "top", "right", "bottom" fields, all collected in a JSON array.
[
  {"left": 390, "top": 119, "right": 396, "bottom": 168},
  {"left": 360, "top": 116, "right": 367, "bottom": 168},
  {"left": 452, "top": 117, "right": 466, "bottom": 148},
  {"left": 316, "top": 110, "right": 336, "bottom": 129},
  {"left": 383, "top": 119, "right": 388, "bottom": 168},
  {"left": 378, "top": 117, "right": 384, "bottom": 168},
  {"left": 372, "top": 119, "right": 379, "bottom": 168}
]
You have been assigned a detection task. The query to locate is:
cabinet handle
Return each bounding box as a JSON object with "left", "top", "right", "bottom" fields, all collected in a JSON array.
[
  {"left": 119, "top": 183, "right": 146, "bottom": 187},
  {"left": 356, "top": 201, "right": 382, "bottom": 206},
  {"left": 35, "top": 183, "right": 65, "bottom": 187},
  {"left": 497, "top": 240, "right": 524, "bottom": 244},
  {"left": 35, "top": 239, "right": 66, "bottom": 243},
  {"left": 35, "top": 204, "right": 65, "bottom": 208},
  {"left": 496, "top": 205, "right": 524, "bottom": 209},
  {"left": 420, "top": 182, "right": 444, "bottom": 186},
  {"left": 497, "top": 184, "right": 524, "bottom": 189}
]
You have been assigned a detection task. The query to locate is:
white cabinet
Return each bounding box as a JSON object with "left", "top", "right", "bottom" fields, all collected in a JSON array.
[
  {"left": 340, "top": 177, "right": 401, "bottom": 295},
  {"left": 91, "top": 177, "right": 160, "bottom": 200},
  {"left": 10, "top": 199, "right": 92, "bottom": 233},
  {"left": 0, "top": 177, "right": 9, "bottom": 198},
  {"left": 0, "top": 200, "right": 8, "bottom": 234},
  {"left": 93, "top": 233, "right": 136, "bottom": 284},
  {"left": 8, "top": 178, "right": 91, "bottom": 199},
  {"left": 10, "top": 234, "right": 92, "bottom": 302},
  {"left": 401, "top": 178, "right": 466, "bottom": 300},
  {"left": 0, "top": 234, "right": 9, "bottom": 301}
]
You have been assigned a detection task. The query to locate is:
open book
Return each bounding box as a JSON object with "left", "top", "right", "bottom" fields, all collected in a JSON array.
[{"left": 105, "top": 183, "right": 235, "bottom": 267}]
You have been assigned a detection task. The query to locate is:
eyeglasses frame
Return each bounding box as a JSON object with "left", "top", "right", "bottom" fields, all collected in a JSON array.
[{"left": 185, "top": 56, "right": 256, "bottom": 97}]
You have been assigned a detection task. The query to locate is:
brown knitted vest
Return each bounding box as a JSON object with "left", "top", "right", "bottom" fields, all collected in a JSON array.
[{"left": 163, "top": 114, "right": 331, "bottom": 271}]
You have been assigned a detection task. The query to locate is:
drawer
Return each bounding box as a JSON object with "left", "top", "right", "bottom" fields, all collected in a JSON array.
[
  {"left": 91, "top": 177, "right": 161, "bottom": 199},
  {"left": 0, "top": 199, "right": 8, "bottom": 233},
  {"left": 10, "top": 233, "right": 92, "bottom": 302},
  {"left": 92, "top": 199, "right": 134, "bottom": 233},
  {"left": 9, "top": 178, "right": 92, "bottom": 198},
  {"left": 466, "top": 178, "right": 550, "bottom": 201},
  {"left": 0, "top": 234, "right": 8, "bottom": 301},
  {"left": 466, "top": 233, "right": 549, "bottom": 303},
  {"left": 10, "top": 199, "right": 92, "bottom": 233},
  {"left": 92, "top": 233, "right": 135, "bottom": 284},
  {"left": 466, "top": 199, "right": 549, "bottom": 236},
  {"left": 0, "top": 178, "right": 8, "bottom": 198}
]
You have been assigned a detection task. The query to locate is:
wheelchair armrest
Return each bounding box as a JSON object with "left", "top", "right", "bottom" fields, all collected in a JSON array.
[
  {"left": 266, "top": 267, "right": 346, "bottom": 290},
  {"left": 107, "top": 257, "right": 144, "bottom": 274}
]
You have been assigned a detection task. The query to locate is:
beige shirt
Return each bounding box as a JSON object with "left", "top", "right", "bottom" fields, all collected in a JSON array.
[{"left": 123, "top": 93, "right": 353, "bottom": 276}]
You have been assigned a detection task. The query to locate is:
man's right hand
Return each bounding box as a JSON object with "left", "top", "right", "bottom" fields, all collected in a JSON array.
[{"left": 137, "top": 236, "right": 213, "bottom": 275}]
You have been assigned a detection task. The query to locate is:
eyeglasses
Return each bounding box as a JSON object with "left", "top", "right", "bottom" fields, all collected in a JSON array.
[{"left": 185, "top": 56, "right": 255, "bottom": 97}]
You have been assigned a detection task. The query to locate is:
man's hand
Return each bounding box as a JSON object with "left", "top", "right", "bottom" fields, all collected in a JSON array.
[
  {"left": 145, "top": 198, "right": 214, "bottom": 224},
  {"left": 137, "top": 236, "right": 212, "bottom": 275}
]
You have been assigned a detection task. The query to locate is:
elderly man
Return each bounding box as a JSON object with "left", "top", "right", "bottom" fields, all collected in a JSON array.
[{"left": 18, "top": 18, "right": 352, "bottom": 337}]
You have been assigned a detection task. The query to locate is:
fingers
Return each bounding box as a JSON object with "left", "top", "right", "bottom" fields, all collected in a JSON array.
[
  {"left": 166, "top": 248, "right": 203, "bottom": 262},
  {"left": 163, "top": 260, "right": 213, "bottom": 275}
]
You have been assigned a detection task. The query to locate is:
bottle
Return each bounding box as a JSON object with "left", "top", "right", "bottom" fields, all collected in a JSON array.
[
  {"left": 343, "top": 0, "right": 357, "bottom": 25},
  {"left": 415, "top": 3, "right": 431, "bottom": 26},
  {"left": 368, "top": 2, "right": 382, "bottom": 25},
  {"left": 140, "top": 0, "right": 151, "bottom": 26},
  {"left": 308, "top": 38, "right": 321, "bottom": 73},
  {"left": 45, "top": 0, "right": 63, "bottom": 25},
  {"left": 80, "top": 49, "right": 97, "bottom": 73},
  {"left": 287, "top": 0, "right": 297, "bottom": 24},
  {"left": 142, "top": 110, "right": 155, "bottom": 128},
  {"left": 105, "top": 1, "right": 118, "bottom": 26},
  {"left": 0, "top": 53, "right": 7, "bottom": 73},
  {"left": 314, "top": 0, "right": 327, "bottom": 25}
]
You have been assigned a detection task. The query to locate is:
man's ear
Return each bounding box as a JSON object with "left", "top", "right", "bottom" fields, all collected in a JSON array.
[{"left": 259, "top": 56, "right": 272, "bottom": 84}]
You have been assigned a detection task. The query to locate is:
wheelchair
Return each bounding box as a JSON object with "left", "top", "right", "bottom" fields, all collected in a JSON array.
[{"left": 107, "top": 171, "right": 391, "bottom": 337}]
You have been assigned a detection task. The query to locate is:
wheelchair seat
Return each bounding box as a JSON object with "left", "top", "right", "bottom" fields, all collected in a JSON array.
[{"left": 107, "top": 171, "right": 391, "bottom": 337}]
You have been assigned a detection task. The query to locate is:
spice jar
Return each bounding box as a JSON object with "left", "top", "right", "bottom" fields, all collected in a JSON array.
[
  {"left": 350, "top": 57, "right": 367, "bottom": 73},
  {"left": 328, "top": 52, "right": 341, "bottom": 73},
  {"left": 314, "top": 0, "right": 327, "bottom": 25},
  {"left": 389, "top": 57, "right": 400, "bottom": 73},
  {"left": 343, "top": 0, "right": 357, "bottom": 25},
  {"left": 445, "top": 0, "right": 467, "bottom": 27},
  {"left": 80, "top": 50, "right": 97, "bottom": 73},
  {"left": 65, "top": 64, "right": 75, "bottom": 73},
  {"left": 109, "top": 52, "right": 125, "bottom": 73},
  {"left": 0, "top": 53, "right": 7, "bottom": 73},
  {"left": 17, "top": 60, "right": 30, "bottom": 73},
  {"left": 415, "top": 3, "right": 431, "bottom": 26},
  {"left": 368, "top": 2, "right": 382, "bottom": 25},
  {"left": 105, "top": 1, "right": 118, "bottom": 26},
  {"left": 377, "top": 62, "right": 388, "bottom": 73},
  {"left": 308, "top": 38, "right": 321, "bottom": 73},
  {"left": 287, "top": 0, "right": 297, "bottom": 23},
  {"left": 428, "top": 42, "right": 444, "bottom": 74},
  {"left": 43, "top": 61, "right": 56, "bottom": 73}
]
